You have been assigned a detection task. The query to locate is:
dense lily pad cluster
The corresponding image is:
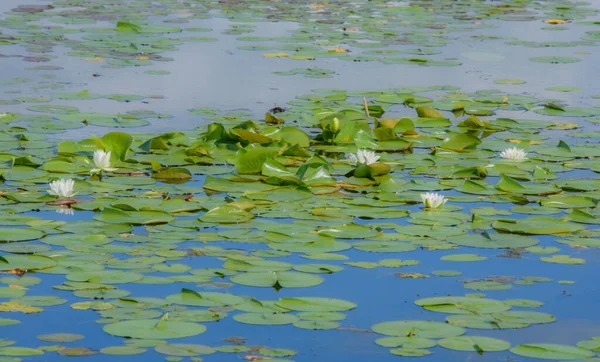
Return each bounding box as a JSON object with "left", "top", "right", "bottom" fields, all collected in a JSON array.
[
  {"left": 0, "top": 0, "right": 598, "bottom": 78},
  {"left": 0, "top": 86, "right": 599, "bottom": 359}
]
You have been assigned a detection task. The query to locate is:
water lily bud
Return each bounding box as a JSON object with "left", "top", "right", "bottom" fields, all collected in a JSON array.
[{"left": 330, "top": 117, "right": 341, "bottom": 133}]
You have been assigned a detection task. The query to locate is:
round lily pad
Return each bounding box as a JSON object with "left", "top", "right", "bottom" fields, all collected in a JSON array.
[
  {"left": 463, "top": 281, "right": 512, "bottom": 291},
  {"left": 510, "top": 344, "right": 594, "bottom": 360},
  {"left": 293, "top": 320, "right": 339, "bottom": 330},
  {"left": 274, "top": 297, "right": 356, "bottom": 312},
  {"left": 441, "top": 254, "right": 487, "bottom": 262},
  {"left": 432, "top": 270, "right": 461, "bottom": 277},
  {"left": 0, "top": 347, "right": 43, "bottom": 356},
  {"left": 0, "top": 255, "right": 56, "bottom": 271},
  {"left": 0, "top": 319, "right": 20, "bottom": 326},
  {"left": 100, "top": 346, "right": 147, "bottom": 355},
  {"left": 155, "top": 344, "right": 215, "bottom": 356},
  {"left": 233, "top": 313, "right": 298, "bottom": 325},
  {"left": 232, "top": 271, "right": 324, "bottom": 289},
  {"left": 103, "top": 319, "right": 206, "bottom": 339},
  {"left": 37, "top": 333, "right": 84, "bottom": 342},
  {"left": 447, "top": 233, "right": 538, "bottom": 249},
  {"left": 390, "top": 348, "right": 431, "bottom": 357},
  {"left": 504, "top": 299, "right": 544, "bottom": 308},
  {"left": 371, "top": 320, "right": 465, "bottom": 338},
  {"left": 446, "top": 314, "right": 530, "bottom": 329},
  {"left": 375, "top": 336, "right": 437, "bottom": 348},
  {"left": 415, "top": 296, "right": 510, "bottom": 314},
  {"left": 293, "top": 264, "right": 343, "bottom": 274},
  {"left": 0, "top": 228, "right": 45, "bottom": 242},
  {"left": 66, "top": 270, "right": 144, "bottom": 284},
  {"left": 0, "top": 288, "right": 26, "bottom": 299},
  {"left": 297, "top": 312, "right": 346, "bottom": 321},
  {"left": 438, "top": 336, "right": 510, "bottom": 352}
]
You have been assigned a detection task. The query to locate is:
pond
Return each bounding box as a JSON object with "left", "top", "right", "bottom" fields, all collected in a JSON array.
[{"left": 0, "top": 0, "right": 599, "bottom": 361}]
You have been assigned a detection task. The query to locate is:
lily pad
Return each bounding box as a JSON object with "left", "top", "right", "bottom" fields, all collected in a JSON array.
[
  {"left": 510, "top": 344, "right": 594, "bottom": 360},
  {"left": 438, "top": 336, "right": 510, "bottom": 352},
  {"left": 371, "top": 320, "right": 465, "bottom": 338},
  {"left": 103, "top": 318, "right": 207, "bottom": 339}
]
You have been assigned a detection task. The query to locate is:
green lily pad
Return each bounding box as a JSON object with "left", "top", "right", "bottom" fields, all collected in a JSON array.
[
  {"left": 375, "top": 336, "right": 437, "bottom": 348},
  {"left": 293, "top": 264, "right": 343, "bottom": 274},
  {"left": 37, "top": 334, "right": 84, "bottom": 342},
  {"left": 448, "top": 232, "right": 538, "bottom": 249},
  {"left": 230, "top": 271, "right": 323, "bottom": 288},
  {"left": 441, "top": 254, "right": 487, "bottom": 262},
  {"left": 275, "top": 297, "right": 356, "bottom": 312},
  {"left": 510, "top": 344, "right": 594, "bottom": 360},
  {"left": 103, "top": 318, "right": 206, "bottom": 339},
  {"left": 463, "top": 281, "right": 512, "bottom": 291},
  {"left": 0, "top": 228, "right": 45, "bottom": 242},
  {"left": 371, "top": 320, "right": 465, "bottom": 338},
  {"left": 540, "top": 255, "right": 585, "bottom": 264},
  {"left": 293, "top": 320, "right": 339, "bottom": 330},
  {"left": 166, "top": 289, "right": 244, "bottom": 307},
  {"left": 415, "top": 296, "right": 510, "bottom": 314},
  {"left": 100, "top": 346, "right": 147, "bottom": 355},
  {"left": 0, "top": 255, "right": 56, "bottom": 271},
  {"left": 390, "top": 348, "right": 431, "bottom": 357},
  {"left": 0, "top": 288, "right": 26, "bottom": 299},
  {"left": 0, "top": 347, "right": 43, "bottom": 356},
  {"left": 155, "top": 344, "right": 215, "bottom": 356},
  {"left": 432, "top": 270, "right": 462, "bottom": 277},
  {"left": 233, "top": 313, "right": 298, "bottom": 325},
  {"left": 492, "top": 219, "right": 585, "bottom": 235},
  {"left": 0, "top": 319, "right": 20, "bottom": 326},
  {"left": 438, "top": 336, "right": 510, "bottom": 352},
  {"left": 297, "top": 312, "right": 346, "bottom": 321}
]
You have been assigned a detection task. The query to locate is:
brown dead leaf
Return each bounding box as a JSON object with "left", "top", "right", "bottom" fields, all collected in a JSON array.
[
  {"left": 243, "top": 356, "right": 271, "bottom": 361},
  {"left": 395, "top": 273, "right": 429, "bottom": 279},
  {"left": 5, "top": 268, "right": 27, "bottom": 276},
  {"left": 309, "top": 3, "right": 325, "bottom": 11},
  {"left": 223, "top": 336, "right": 246, "bottom": 345}
]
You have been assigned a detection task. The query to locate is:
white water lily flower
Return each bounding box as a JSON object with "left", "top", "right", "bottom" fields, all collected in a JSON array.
[
  {"left": 420, "top": 192, "right": 447, "bottom": 209},
  {"left": 55, "top": 207, "right": 74, "bottom": 216},
  {"left": 499, "top": 147, "right": 528, "bottom": 160},
  {"left": 346, "top": 149, "right": 380, "bottom": 165},
  {"left": 91, "top": 149, "right": 117, "bottom": 173},
  {"left": 48, "top": 178, "right": 75, "bottom": 198}
]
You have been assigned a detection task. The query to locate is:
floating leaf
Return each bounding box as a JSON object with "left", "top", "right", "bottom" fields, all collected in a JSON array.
[
  {"left": 438, "top": 336, "right": 510, "bottom": 352},
  {"left": 230, "top": 271, "right": 323, "bottom": 289},
  {"left": 37, "top": 334, "right": 84, "bottom": 343},
  {"left": 233, "top": 313, "right": 298, "bottom": 325},
  {"left": 510, "top": 344, "right": 594, "bottom": 360},
  {"left": 371, "top": 320, "right": 465, "bottom": 338},
  {"left": 415, "top": 296, "right": 510, "bottom": 314}
]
